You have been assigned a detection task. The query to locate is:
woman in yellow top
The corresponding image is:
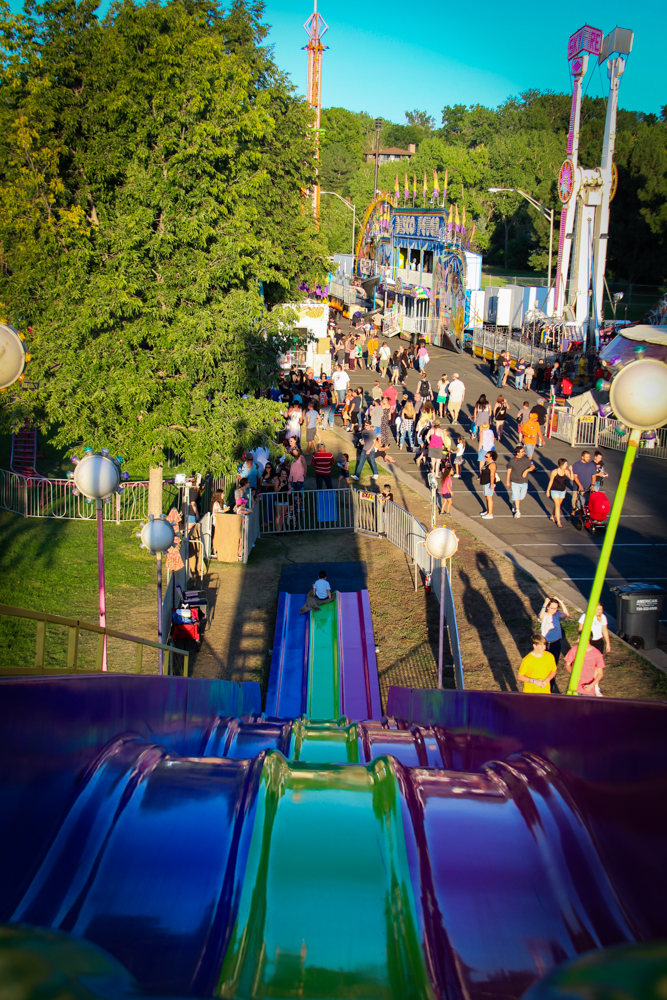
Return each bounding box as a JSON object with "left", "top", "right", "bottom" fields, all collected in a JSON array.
[{"left": 518, "top": 634, "right": 557, "bottom": 693}]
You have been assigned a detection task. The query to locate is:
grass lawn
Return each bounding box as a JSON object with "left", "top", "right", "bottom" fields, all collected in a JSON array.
[{"left": 0, "top": 511, "right": 159, "bottom": 672}]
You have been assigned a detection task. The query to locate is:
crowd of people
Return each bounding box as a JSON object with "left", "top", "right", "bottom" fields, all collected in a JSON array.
[{"left": 518, "top": 597, "right": 610, "bottom": 696}]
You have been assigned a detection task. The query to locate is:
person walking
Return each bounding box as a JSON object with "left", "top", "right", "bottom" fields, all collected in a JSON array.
[
  {"left": 312, "top": 442, "right": 334, "bottom": 489},
  {"left": 514, "top": 358, "right": 526, "bottom": 391},
  {"left": 436, "top": 375, "right": 449, "bottom": 419},
  {"left": 379, "top": 342, "right": 392, "bottom": 380},
  {"left": 524, "top": 363, "right": 534, "bottom": 391},
  {"left": 564, "top": 640, "right": 605, "bottom": 696},
  {"left": 453, "top": 436, "right": 465, "bottom": 478},
  {"left": 331, "top": 365, "right": 350, "bottom": 409},
  {"left": 398, "top": 399, "right": 415, "bottom": 451},
  {"left": 501, "top": 350, "right": 512, "bottom": 387},
  {"left": 521, "top": 412, "right": 540, "bottom": 458},
  {"left": 518, "top": 635, "right": 557, "bottom": 693},
  {"left": 438, "top": 463, "right": 453, "bottom": 516},
  {"left": 351, "top": 418, "right": 379, "bottom": 481},
  {"left": 479, "top": 449, "right": 497, "bottom": 519},
  {"left": 578, "top": 603, "right": 611, "bottom": 655},
  {"left": 539, "top": 596, "right": 568, "bottom": 669},
  {"left": 447, "top": 374, "right": 466, "bottom": 424},
  {"left": 530, "top": 397, "right": 548, "bottom": 447},
  {"left": 496, "top": 350, "right": 508, "bottom": 388},
  {"left": 493, "top": 395, "right": 509, "bottom": 442},
  {"left": 426, "top": 422, "right": 446, "bottom": 477},
  {"left": 546, "top": 459, "right": 572, "bottom": 527},
  {"left": 418, "top": 374, "right": 433, "bottom": 403},
  {"left": 390, "top": 351, "right": 401, "bottom": 385},
  {"left": 304, "top": 401, "right": 319, "bottom": 454},
  {"left": 472, "top": 394, "right": 490, "bottom": 442},
  {"left": 505, "top": 444, "right": 535, "bottom": 518},
  {"left": 478, "top": 422, "right": 495, "bottom": 470},
  {"left": 417, "top": 343, "right": 430, "bottom": 372},
  {"left": 534, "top": 360, "right": 545, "bottom": 393}
]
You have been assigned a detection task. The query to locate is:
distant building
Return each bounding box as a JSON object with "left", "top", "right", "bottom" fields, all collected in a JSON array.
[{"left": 363, "top": 144, "right": 415, "bottom": 164}]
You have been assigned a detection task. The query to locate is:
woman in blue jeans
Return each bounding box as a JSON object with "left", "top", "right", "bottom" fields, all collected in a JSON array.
[
  {"left": 539, "top": 596, "right": 569, "bottom": 670},
  {"left": 398, "top": 400, "right": 415, "bottom": 450}
]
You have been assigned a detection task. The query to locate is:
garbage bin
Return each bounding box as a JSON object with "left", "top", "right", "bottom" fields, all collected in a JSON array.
[{"left": 612, "top": 584, "right": 666, "bottom": 650}]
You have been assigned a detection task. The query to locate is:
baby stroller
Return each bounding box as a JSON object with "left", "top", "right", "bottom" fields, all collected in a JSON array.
[{"left": 571, "top": 488, "right": 610, "bottom": 535}]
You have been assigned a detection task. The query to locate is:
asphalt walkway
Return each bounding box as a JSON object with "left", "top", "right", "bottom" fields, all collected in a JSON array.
[{"left": 328, "top": 316, "right": 667, "bottom": 667}]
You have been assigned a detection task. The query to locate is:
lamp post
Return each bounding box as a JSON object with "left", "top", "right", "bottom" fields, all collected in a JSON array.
[
  {"left": 321, "top": 191, "right": 356, "bottom": 255},
  {"left": 373, "top": 118, "right": 382, "bottom": 197},
  {"left": 70, "top": 450, "right": 128, "bottom": 671},
  {"left": 567, "top": 357, "right": 667, "bottom": 694},
  {"left": 424, "top": 526, "right": 459, "bottom": 689},
  {"left": 139, "top": 515, "right": 176, "bottom": 676},
  {"left": 488, "top": 188, "right": 555, "bottom": 291}
]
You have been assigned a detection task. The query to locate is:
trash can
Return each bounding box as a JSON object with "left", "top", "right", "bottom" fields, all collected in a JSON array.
[{"left": 612, "top": 584, "right": 666, "bottom": 650}]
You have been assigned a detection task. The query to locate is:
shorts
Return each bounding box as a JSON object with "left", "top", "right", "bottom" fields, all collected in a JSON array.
[
  {"left": 478, "top": 449, "right": 487, "bottom": 464},
  {"left": 428, "top": 446, "right": 443, "bottom": 459},
  {"left": 291, "top": 480, "right": 305, "bottom": 492},
  {"left": 306, "top": 427, "right": 316, "bottom": 441},
  {"left": 551, "top": 489, "right": 566, "bottom": 499},
  {"left": 441, "top": 492, "right": 452, "bottom": 500},
  {"left": 437, "top": 395, "right": 448, "bottom": 404},
  {"left": 511, "top": 481, "right": 528, "bottom": 502},
  {"left": 483, "top": 484, "right": 495, "bottom": 497}
]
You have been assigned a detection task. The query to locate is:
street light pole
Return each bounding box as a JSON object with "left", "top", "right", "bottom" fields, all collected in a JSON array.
[
  {"left": 424, "top": 526, "right": 459, "bottom": 690},
  {"left": 373, "top": 118, "right": 382, "bottom": 197},
  {"left": 321, "top": 191, "right": 356, "bottom": 255},
  {"left": 489, "top": 187, "right": 555, "bottom": 289}
]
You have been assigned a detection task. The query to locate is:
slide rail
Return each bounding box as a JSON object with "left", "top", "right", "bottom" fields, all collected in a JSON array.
[{"left": 0, "top": 603, "right": 189, "bottom": 676}]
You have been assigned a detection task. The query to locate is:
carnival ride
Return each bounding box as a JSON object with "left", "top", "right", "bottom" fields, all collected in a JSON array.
[
  {"left": 554, "top": 25, "right": 634, "bottom": 337},
  {"left": 303, "top": 0, "right": 328, "bottom": 221},
  {"left": 2, "top": 565, "right": 667, "bottom": 1000}
]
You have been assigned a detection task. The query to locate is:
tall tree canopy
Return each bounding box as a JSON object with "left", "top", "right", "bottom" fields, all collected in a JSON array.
[
  {"left": 319, "top": 94, "right": 667, "bottom": 287},
  {"left": 0, "top": 0, "right": 328, "bottom": 475}
]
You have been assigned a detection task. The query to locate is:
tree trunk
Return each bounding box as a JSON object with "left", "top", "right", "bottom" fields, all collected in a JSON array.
[{"left": 148, "top": 465, "right": 163, "bottom": 519}]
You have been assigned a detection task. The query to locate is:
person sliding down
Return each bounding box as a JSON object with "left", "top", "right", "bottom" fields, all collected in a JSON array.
[{"left": 300, "top": 570, "right": 336, "bottom": 614}]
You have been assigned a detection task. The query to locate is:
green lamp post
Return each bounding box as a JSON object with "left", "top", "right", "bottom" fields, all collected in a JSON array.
[{"left": 567, "top": 357, "right": 667, "bottom": 694}]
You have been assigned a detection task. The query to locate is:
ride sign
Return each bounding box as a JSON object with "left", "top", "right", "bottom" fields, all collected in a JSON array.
[{"left": 567, "top": 24, "right": 603, "bottom": 60}]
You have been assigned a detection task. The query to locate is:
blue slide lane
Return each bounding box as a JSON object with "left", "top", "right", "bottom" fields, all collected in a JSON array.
[{"left": 265, "top": 593, "right": 309, "bottom": 718}]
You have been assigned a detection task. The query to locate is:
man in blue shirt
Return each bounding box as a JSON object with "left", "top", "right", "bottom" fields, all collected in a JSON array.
[{"left": 571, "top": 451, "right": 596, "bottom": 493}]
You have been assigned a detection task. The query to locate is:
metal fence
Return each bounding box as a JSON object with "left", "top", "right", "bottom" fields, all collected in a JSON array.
[
  {"left": 472, "top": 328, "right": 560, "bottom": 367},
  {"left": 0, "top": 471, "right": 182, "bottom": 521},
  {"left": 549, "top": 408, "right": 667, "bottom": 458},
  {"left": 257, "top": 488, "right": 356, "bottom": 536}
]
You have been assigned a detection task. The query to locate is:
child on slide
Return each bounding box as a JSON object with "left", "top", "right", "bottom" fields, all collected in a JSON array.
[{"left": 300, "top": 570, "right": 336, "bottom": 614}]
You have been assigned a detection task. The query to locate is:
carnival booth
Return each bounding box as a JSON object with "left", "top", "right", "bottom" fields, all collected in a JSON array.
[
  {"left": 280, "top": 301, "right": 331, "bottom": 376},
  {"left": 354, "top": 190, "right": 481, "bottom": 352}
]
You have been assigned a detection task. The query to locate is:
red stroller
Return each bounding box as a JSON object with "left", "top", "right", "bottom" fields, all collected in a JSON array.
[{"left": 572, "top": 488, "right": 610, "bottom": 535}]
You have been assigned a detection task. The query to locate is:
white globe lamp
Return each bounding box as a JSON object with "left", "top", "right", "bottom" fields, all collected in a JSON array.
[
  {"left": 72, "top": 451, "right": 122, "bottom": 500},
  {"left": 425, "top": 526, "right": 459, "bottom": 561},
  {"left": 609, "top": 358, "right": 667, "bottom": 431},
  {"left": 140, "top": 515, "right": 175, "bottom": 555},
  {"left": 0, "top": 323, "right": 30, "bottom": 390}
]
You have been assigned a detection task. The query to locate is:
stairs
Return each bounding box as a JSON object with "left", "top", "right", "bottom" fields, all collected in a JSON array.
[{"left": 10, "top": 423, "right": 39, "bottom": 477}]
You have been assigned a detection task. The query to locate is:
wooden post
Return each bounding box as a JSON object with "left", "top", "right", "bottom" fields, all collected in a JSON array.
[{"left": 148, "top": 465, "right": 163, "bottom": 519}]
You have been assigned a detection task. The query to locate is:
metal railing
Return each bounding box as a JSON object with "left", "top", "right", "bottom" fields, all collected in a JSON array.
[
  {"left": 0, "top": 603, "right": 189, "bottom": 676},
  {"left": 0, "top": 471, "right": 180, "bottom": 522},
  {"left": 472, "top": 328, "right": 560, "bottom": 367},
  {"left": 550, "top": 408, "right": 667, "bottom": 458},
  {"left": 257, "top": 488, "right": 356, "bottom": 536}
]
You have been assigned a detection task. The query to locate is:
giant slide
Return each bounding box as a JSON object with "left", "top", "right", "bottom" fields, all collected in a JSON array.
[{"left": 2, "top": 576, "right": 667, "bottom": 999}]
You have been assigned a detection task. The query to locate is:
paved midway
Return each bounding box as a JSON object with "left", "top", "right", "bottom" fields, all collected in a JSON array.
[{"left": 327, "top": 316, "right": 667, "bottom": 663}]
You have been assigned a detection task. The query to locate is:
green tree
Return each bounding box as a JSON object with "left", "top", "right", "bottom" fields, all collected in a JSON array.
[{"left": 0, "top": 0, "right": 327, "bottom": 475}]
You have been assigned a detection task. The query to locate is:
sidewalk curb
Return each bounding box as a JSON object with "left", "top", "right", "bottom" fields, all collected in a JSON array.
[{"left": 327, "top": 422, "right": 667, "bottom": 679}]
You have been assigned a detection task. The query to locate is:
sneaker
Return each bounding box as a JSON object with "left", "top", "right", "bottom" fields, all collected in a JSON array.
[
  {"left": 351, "top": 474, "right": 359, "bottom": 480},
  {"left": 515, "top": 510, "right": 521, "bottom": 518},
  {"left": 454, "top": 474, "right": 461, "bottom": 479},
  {"left": 371, "top": 474, "right": 378, "bottom": 480},
  {"left": 480, "top": 512, "right": 493, "bottom": 519}
]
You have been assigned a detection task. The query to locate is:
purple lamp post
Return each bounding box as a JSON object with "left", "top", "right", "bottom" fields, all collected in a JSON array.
[
  {"left": 69, "top": 449, "right": 128, "bottom": 671},
  {"left": 139, "top": 515, "right": 176, "bottom": 675}
]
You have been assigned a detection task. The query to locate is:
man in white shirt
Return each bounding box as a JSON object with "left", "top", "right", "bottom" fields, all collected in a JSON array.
[
  {"left": 299, "top": 570, "right": 335, "bottom": 613},
  {"left": 447, "top": 373, "right": 466, "bottom": 424},
  {"left": 331, "top": 365, "right": 350, "bottom": 406}
]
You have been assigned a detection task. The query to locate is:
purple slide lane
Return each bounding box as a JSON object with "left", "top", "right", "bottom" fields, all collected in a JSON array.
[{"left": 337, "top": 590, "right": 382, "bottom": 720}]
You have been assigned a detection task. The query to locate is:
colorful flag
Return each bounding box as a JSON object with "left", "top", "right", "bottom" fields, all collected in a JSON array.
[
  {"left": 413, "top": 173, "right": 417, "bottom": 200},
  {"left": 462, "top": 204, "right": 466, "bottom": 229},
  {"left": 433, "top": 170, "right": 439, "bottom": 198},
  {"left": 447, "top": 209, "right": 453, "bottom": 234},
  {"left": 468, "top": 222, "right": 476, "bottom": 247},
  {"left": 404, "top": 172, "right": 409, "bottom": 201},
  {"left": 395, "top": 174, "right": 400, "bottom": 202},
  {"left": 455, "top": 204, "right": 461, "bottom": 232}
]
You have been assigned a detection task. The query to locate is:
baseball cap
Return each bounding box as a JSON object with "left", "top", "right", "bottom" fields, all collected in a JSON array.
[{"left": 453, "top": 372, "right": 459, "bottom": 378}]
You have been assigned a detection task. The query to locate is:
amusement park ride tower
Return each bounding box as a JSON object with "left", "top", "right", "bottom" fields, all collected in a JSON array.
[
  {"left": 554, "top": 24, "right": 634, "bottom": 340},
  {"left": 303, "top": 0, "right": 328, "bottom": 221}
]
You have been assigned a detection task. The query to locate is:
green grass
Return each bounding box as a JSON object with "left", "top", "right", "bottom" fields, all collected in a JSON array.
[{"left": 0, "top": 511, "right": 156, "bottom": 672}]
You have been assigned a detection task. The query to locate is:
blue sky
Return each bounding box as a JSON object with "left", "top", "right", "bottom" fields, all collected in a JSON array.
[
  {"left": 8, "top": 0, "right": 665, "bottom": 119},
  {"left": 264, "top": 0, "right": 665, "bottom": 119}
]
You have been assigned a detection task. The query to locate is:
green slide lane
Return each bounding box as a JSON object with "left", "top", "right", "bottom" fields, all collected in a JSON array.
[
  {"left": 217, "top": 752, "right": 434, "bottom": 1000},
  {"left": 307, "top": 600, "right": 339, "bottom": 720},
  {"left": 289, "top": 718, "right": 360, "bottom": 764}
]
